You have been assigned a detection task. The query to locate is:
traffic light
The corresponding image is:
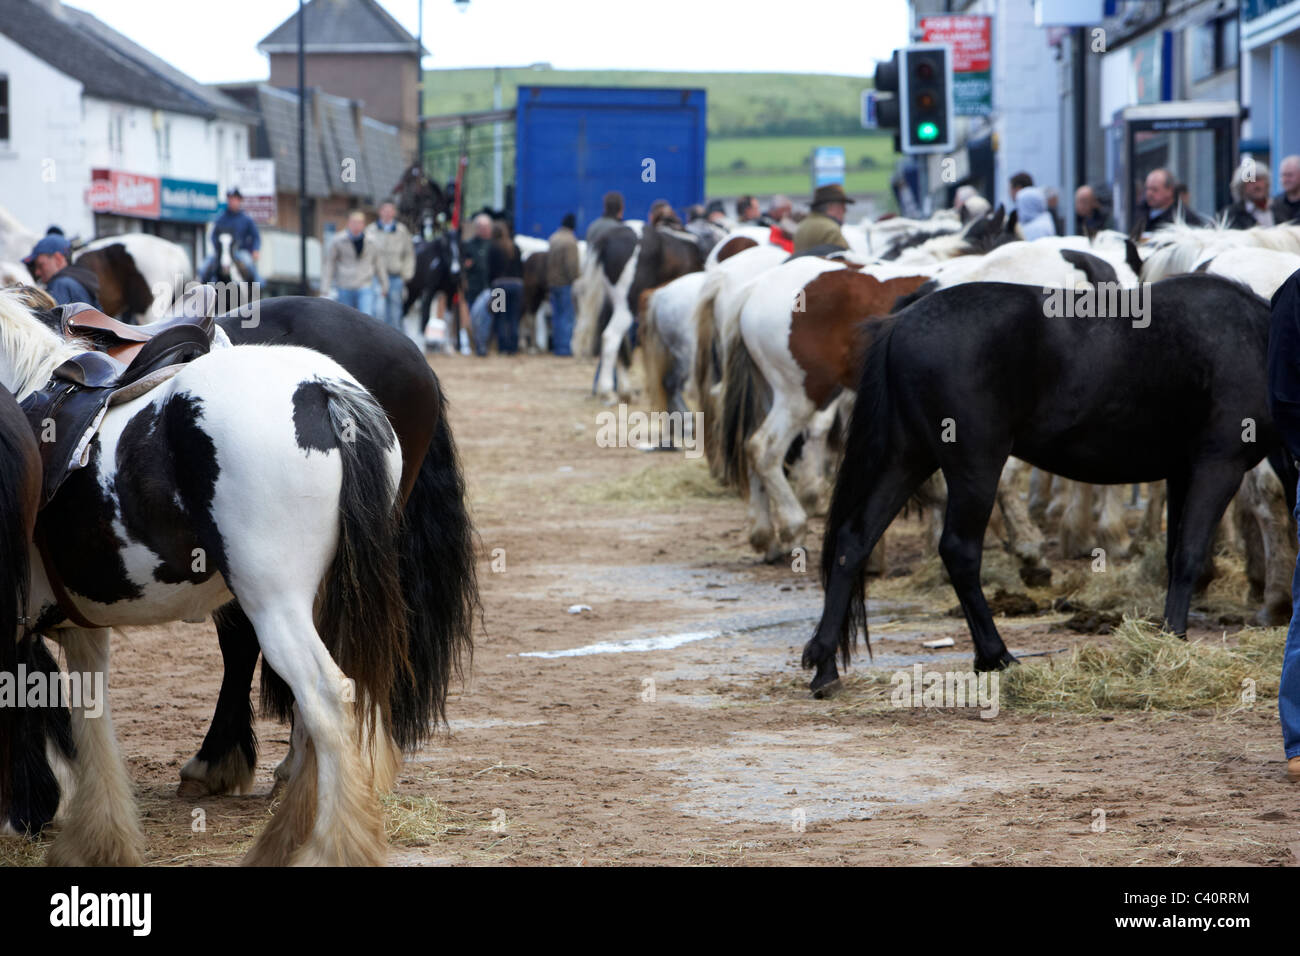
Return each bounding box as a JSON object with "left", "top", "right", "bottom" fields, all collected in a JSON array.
[{"left": 899, "top": 44, "right": 954, "bottom": 153}]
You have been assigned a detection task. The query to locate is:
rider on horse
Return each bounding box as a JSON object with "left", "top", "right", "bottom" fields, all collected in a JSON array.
[{"left": 199, "top": 188, "right": 261, "bottom": 284}]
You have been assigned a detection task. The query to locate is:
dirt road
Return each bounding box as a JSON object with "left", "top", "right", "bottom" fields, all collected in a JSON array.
[{"left": 12, "top": 351, "right": 1298, "bottom": 867}]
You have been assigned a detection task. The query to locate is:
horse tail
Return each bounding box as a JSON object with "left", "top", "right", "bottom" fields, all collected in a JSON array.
[
  {"left": 640, "top": 288, "right": 672, "bottom": 413},
  {"left": 0, "top": 409, "right": 39, "bottom": 825},
  {"left": 572, "top": 253, "right": 605, "bottom": 357},
  {"left": 317, "top": 381, "right": 409, "bottom": 749},
  {"left": 690, "top": 271, "right": 726, "bottom": 477},
  {"left": 5, "top": 636, "right": 74, "bottom": 834},
  {"left": 389, "top": 387, "right": 478, "bottom": 749},
  {"left": 718, "top": 326, "right": 767, "bottom": 493},
  {"left": 821, "top": 315, "right": 900, "bottom": 666}
]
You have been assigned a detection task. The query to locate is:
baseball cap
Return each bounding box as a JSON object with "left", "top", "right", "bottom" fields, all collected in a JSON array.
[{"left": 23, "top": 235, "right": 71, "bottom": 264}]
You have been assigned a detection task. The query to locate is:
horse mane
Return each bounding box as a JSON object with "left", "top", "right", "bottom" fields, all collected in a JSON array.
[
  {"left": 0, "top": 287, "right": 87, "bottom": 400},
  {"left": 1140, "top": 221, "right": 1300, "bottom": 282}
]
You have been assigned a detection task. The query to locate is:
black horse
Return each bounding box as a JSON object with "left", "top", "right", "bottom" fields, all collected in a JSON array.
[
  {"left": 803, "top": 274, "right": 1290, "bottom": 693},
  {"left": 0, "top": 386, "right": 46, "bottom": 835},
  {"left": 407, "top": 231, "right": 463, "bottom": 350}
]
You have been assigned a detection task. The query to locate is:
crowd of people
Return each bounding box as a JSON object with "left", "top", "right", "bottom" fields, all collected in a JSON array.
[
  {"left": 991, "top": 153, "right": 1300, "bottom": 244},
  {"left": 24, "top": 151, "right": 1300, "bottom": 353}
]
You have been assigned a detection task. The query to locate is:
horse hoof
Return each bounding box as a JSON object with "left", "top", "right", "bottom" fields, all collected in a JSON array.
[
  {"left": 177, "top": 778, "right": 211, "bottom": 799},
  {"left": 1018, "top": 565, "right": 1052, "bottom": 588},
  {"left": 975, "top": 650, "right": 1018, "bottom": 672},
  {"left": 807, "top": 655, "right": 841, "bottom": 696}
]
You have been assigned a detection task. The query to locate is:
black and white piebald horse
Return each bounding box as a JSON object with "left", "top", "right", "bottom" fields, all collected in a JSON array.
[
  {"left": 593, "top": 224, "right": 707, "bottom": 401},
  {"left": 3, "top": 297, "right": 479, "bottom": 839},
  {"left": 0, "top": 288, "right": 409, "bottom": 865},
  {"left": 182, "top": 296, "right": 478, "bottom": 800}
]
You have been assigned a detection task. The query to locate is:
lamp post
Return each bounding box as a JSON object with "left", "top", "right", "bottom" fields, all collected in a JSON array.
[{"left": 297, "top": 0, "right": 307, "bottom": 295}]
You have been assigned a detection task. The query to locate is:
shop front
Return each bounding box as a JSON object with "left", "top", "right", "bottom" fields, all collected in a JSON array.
[{"left": 87, "top": 168, "right": 221, "bottom": 269}]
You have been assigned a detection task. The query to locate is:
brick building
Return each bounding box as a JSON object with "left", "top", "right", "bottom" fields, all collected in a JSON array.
[{"left": 257, "top": 0, "right": 426, "bottom": 160}]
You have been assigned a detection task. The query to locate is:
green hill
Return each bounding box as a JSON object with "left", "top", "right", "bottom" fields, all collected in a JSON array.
[
  {"left": 420, "top": 68, "right": 896, "bottom": 213},
  {"left": 423, "top": 67, "right": 875, "bottom": 136}
]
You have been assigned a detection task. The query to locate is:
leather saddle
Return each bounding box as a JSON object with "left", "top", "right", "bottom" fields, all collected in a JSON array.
[{"left": 21, "top": 289, "right": 219, "bottom": 507}]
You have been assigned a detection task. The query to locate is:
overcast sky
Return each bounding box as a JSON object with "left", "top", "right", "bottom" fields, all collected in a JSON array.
[{"left": 68, "top": 0, "right": 911, "bottom": 82}]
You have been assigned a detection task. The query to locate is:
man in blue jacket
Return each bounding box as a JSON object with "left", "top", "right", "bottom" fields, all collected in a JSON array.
[
  {"left": 1267, "top": 266, "right": 1300, "bottom": 781},
  {"left": 23, "top": 234, "right": 100, "bottom": 307},
  {"left": 200, "top": 188, "right": 261, "bottom": 283}
]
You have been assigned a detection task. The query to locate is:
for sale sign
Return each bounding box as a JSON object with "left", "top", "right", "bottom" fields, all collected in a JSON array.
[{"left": 920, "top": 15, "right": 992, "bottom": 116}]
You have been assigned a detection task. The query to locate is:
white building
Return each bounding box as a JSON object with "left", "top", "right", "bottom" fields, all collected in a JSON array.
[
  {"left": 0, "top": 0, "right": 257, "bottom": 264},
  {"left": 1241, "top": 0, "right": 1300, "bottom": 165},
  {"left": 907, "top": 0, "right": 1063, "bottom": 215}
]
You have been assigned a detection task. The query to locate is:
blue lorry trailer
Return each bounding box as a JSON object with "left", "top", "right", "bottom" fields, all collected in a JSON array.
[{"left": 514, "top": 85, "right": 708, "bottom": 238}]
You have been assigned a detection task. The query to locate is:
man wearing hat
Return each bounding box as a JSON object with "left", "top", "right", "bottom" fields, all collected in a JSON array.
[
  {"left": 200, "top": 188, "right": 262, "bottom": 283},
  {"left": 24, "top": 234, "right": 100, "bottom": 308},
  {"left": 793, "top": 184, "right": 853, "bottom": 253}
]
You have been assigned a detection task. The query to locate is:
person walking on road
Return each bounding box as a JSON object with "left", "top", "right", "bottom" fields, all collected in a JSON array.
[
  {"left": 366, "top": 200, "right": 415, "bottom": 329},
  {"left": 322, "top": 210, "right": 387, "bottom": 315}
]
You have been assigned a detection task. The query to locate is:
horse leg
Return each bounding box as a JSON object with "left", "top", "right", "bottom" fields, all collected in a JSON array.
[
  {"left": 1239, "top": 461, "right": 1296, "bottom": 625},
  {"left": 1045, "top": 473, "right": 1069, "bottom": 527},
  {"left": 940, "top": 462, "right": 1017, "bottom": 671},
  {"left": 1096, "top": 484, "right": 1132, "bottom": 558},
  {"left": 595, "top": 300, "right": 632, "bottom": 402},
  {"left": 1235, "top": 474, "right": 1267, "bottom": 604},
  {"left": 1141, "top": 480, "right": 1167, "bottom": 543},
  {"left": 1058, "top": 479, "right": 1094, "bottom": 559},
  {"left": 789, "top": 399, "right": 840, "bottom": 514},
  {"left": 994, "top": 458, "right": 1050, "bottom": 586},
  {"left": 178, "top": 602, "right": 260, "bottom": 797},
  {"left": 46, "top": 627, "right": 145, "bottom": 867},
  {"left": 1028, "top": 468, "right": 1052, "bottom": 526},
  {"left": 748, "top": 394, "right": 811, "bottom": 561},
  {"left": 803, "top": 456, "right": 929, "bottom": 691},
  {"left": 1162, "top": 462, "right": 1245, "bottom": 636},
  {"left": 271, "top": 710, "right": 308, "bottom": 799},
  {"left": 240, "top": 603, "right": 385, "bottom": 867}
]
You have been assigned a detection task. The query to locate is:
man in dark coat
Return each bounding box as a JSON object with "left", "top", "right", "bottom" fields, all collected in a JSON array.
[
  {"left": 23, "top": 234, "right": 100, "bottom": 308},
  {"left": 1130, "top": 168, "right": 1208, "bottom": 239},
  {"left": 1266, "top": 265, "right": 1300, "bottom": 781}
]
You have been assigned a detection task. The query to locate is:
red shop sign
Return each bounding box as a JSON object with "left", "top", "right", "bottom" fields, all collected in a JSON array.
[{"left": 87, "top": 168, "right": 161, "bottom": 218}]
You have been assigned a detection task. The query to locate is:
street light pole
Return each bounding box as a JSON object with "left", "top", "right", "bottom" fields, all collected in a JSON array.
[
  {"left": 417, "top": 0, "right": 424, "bottom": 174},
  {"left": 493, "top": 64, "right": 503, "bottom": 211},
  {"left": 297, "top": 0, "right": 307, "bottom": 295}
]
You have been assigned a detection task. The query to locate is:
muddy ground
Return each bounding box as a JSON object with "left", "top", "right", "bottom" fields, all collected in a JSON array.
[{"left": 9, "top": 349, "right": 1300, "bottom": 867}]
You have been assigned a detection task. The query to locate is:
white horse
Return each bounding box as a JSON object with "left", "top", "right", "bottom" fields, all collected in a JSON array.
[
  {"left": 640, "top": 270, "right": 709, "bottom": 416},
  {"left": 0, "top": 289, "right": 405, "bottom": 866},
  {"left": 690, "top": 244, "right": 790, "bottom": 478}
]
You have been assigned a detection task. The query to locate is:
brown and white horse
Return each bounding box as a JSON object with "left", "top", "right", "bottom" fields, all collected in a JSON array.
[
  {"left": 718, "top": 257, "right": 931, "bottom": 561},
  {"left": 75, "top": 233, "right": 192, "bottom": 321}
]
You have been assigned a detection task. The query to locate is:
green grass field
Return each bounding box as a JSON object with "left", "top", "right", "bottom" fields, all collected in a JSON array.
[
  {"left": 707, "top": 134, "right": 896, "bottom": 198},
  {"left": 421, "top": 68, "right": 897, "bottom": 207},
  {"left": 423, "top": 68, "right": 876, "bottom": 137}
]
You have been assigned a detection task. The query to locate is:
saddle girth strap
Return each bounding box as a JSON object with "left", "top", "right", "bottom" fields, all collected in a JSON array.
[{"left": 33, "top": 520, "right": 108, "bottom": 630}]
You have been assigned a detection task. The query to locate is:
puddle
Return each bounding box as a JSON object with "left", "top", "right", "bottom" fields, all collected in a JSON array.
[
  {"left": 631, "top": 728, "right": 1003, "bottom": 825},
  {"left": 447, "top": 718, "right": 549, "bottom": 731},
  {"left": 520, "top": 630, "right": 719, "bottom": 659}
]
